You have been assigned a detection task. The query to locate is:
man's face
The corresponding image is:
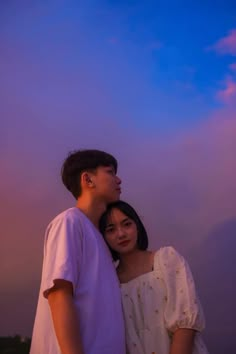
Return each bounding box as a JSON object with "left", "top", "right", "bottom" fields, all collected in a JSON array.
[{"left": 92, "top": 165, "right": 122, "bottom": 204}]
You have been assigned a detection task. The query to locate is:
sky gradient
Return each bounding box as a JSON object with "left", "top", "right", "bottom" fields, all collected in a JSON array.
[{"left": 1, "top": 1, "right": 236, "bottom": 353}]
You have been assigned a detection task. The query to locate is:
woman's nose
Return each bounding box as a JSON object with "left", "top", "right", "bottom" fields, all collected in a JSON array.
[{"left": 117, "top": 227, "right": 125, "bottom": 239}]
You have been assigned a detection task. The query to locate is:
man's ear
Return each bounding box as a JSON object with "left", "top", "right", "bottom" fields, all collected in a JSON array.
[{"left": 81, "top": 172, "right": 94, "bottom": 187}]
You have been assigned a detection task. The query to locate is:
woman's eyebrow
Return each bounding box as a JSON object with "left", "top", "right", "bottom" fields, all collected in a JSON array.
[
  {"left": 106, "top": 222, "right": 115, "bottom": 228},
  {"left": 121, "top": 217, "right": 131, "bottom": 224},
  {"left": 106, "top": 217, "right": 130, "bottom": 227}
]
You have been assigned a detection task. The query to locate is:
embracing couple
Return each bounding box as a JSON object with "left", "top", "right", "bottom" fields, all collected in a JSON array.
[{"left": 30, "top": 149, "right": 209, "bottom": 354}]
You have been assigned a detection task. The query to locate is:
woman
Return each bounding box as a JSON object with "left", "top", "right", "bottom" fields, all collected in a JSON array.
[{"left": 99, "top": 200, "right": 209, "bottom": 354}]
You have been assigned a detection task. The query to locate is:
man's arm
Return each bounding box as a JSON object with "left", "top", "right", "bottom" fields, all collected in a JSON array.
[
  {"left": 170, "top": 328, "right": 195, "bottom": 354},
  {"left": 47, "top": 280, "right": 84, "bottom": 354}
]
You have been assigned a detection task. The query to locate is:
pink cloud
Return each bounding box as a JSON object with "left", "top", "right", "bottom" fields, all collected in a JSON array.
[
  {"left": 2, "top": 97, "right": 236, "bottom": 339},
  {"left": 210, "top": 29, "right": 236, "bottom": 55},
  {"left": 217, "top": 76, "right": 236, "bottom": 103}
]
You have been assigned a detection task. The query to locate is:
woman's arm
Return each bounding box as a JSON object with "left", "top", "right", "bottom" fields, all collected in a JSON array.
[
  {"left": 48, "top": 280, "right": 84, "bottom": 354},
  {"left": 170, "top": 328, "right": 195, "bottom": 354},
  {"left": 158, "top": 247, "right": 205, "bottom": 351}
]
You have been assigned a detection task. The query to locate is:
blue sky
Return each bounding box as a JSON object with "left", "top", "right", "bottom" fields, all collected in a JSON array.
[{"left": 1, "top": 0, "right": 236, "bottom": 133}]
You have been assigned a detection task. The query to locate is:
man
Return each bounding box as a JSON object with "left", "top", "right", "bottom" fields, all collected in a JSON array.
[{"left": 30, "top": 149, "right": 125, "bottom": 354}]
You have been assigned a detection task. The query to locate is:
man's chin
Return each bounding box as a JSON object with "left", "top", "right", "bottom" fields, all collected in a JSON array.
[{"left": 108, "top": 195, "right": 120, "bottom": 203}]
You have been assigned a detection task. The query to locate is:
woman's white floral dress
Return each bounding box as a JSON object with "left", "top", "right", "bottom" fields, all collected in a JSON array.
[{"left": 121, "top": 246, "right": 209, "bottom": 354}]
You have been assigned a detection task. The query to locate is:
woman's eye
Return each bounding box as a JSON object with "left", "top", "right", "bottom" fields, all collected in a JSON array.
[
  {"left": 124, "top": 222, "right": 132, "bottom": 227},
  {"left": 106, "top": 227, "right": 114, "bottom": 234}
]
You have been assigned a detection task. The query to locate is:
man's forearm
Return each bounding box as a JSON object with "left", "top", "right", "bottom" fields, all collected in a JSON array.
[
  {"left": 48, "top": 287, "right": 84, "bottom": 354},
  {"left": 170, "top": 328, "right": 195, "bottom": 354}
]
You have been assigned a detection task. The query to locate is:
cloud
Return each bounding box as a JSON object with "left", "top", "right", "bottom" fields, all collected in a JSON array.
[
  {"left": 209, "top": 29, "right": 236, "bottom": 56},
  {"left": 216, "top": 76, "right": 236, "bottom": 103},
  {"left": 208, "top": 31, "right": 236, "bottom": 105}
]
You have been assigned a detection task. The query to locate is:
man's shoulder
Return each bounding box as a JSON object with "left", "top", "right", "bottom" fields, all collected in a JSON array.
[
  {"left": 48, "top": 207, "right": 84, "bottom": 228},
  {"left": 56, "top": 207, "right": 79, "bottom": 218},
  {"left": 44, "top": 208, "right": 88, "bottom": 243}
]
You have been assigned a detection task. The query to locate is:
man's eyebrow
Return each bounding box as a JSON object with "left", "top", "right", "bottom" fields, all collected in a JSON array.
[{"left": 107, "top": 165, "right": 115, "bottom": 171}]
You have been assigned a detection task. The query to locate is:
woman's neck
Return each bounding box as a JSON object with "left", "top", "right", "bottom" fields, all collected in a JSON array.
[
  {"left": 118, "top": 249, "right": 154, "bottom": 283},
  {"left": 118, "top": 249, "right": 147, "bottom": 272}
]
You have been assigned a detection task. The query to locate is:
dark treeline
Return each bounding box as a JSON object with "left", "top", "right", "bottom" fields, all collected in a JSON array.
[{"left": 0, "top": 335, "right": 31, "bottom": 354}]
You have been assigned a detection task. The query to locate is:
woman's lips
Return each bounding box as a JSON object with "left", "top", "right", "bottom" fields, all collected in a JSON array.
[{"left": 118, "top": 240, "right": 130, "bottom": 247}]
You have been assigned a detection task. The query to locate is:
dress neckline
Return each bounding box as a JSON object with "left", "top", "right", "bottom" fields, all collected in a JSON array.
[
  {"left": 120, "top": 251, "right": 158, "bottom": 286},
  {"left": 120, "top": 269, "right": 155, "bottom": 286}
]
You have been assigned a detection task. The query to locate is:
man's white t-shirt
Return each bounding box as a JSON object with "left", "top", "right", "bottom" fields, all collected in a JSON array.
[{"left": 30, "top": 207, "right": 125, "bottom": 354}]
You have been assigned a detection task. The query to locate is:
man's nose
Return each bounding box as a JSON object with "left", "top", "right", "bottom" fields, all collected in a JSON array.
[{"left": 116, "top": 175, "right": 122, "bottom": 185}]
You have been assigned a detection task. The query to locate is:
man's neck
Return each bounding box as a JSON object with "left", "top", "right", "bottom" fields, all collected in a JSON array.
[{"left": 76, "top": 197, "right": 106, "bottom": 228}]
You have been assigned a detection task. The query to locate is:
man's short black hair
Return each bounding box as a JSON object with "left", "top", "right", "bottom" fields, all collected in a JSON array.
[
  {"left": 99, "top": 200, "right": 148, "bottom": 261},
  {"left": 61, "top": 149, "right": 118, "bottom": 199}
]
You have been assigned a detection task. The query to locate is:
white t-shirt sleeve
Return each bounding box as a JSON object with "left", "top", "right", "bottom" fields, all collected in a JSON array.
[
  {"left": 42, "top": 213, "right": 82, "bottom": 298},
  {"left": 158, "top": 246, "right": 205, "bottom": 333}
]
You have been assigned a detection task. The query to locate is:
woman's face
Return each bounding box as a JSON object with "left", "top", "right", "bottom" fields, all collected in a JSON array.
[{"left": 104, "top": 208, "right": 138, "bottom": 255}]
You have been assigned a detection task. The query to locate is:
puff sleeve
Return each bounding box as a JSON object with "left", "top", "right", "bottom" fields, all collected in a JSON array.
[{"left": 158, "top": 246, "right": 205, "bottom": 333}]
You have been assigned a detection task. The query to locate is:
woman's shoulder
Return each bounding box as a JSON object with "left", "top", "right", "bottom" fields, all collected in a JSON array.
[
  {"left": 153, "top": 245, "right": 181, "bottom": 258},
  {"left": 153, "top": 246, "right": 185, "bottom": 270}
]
